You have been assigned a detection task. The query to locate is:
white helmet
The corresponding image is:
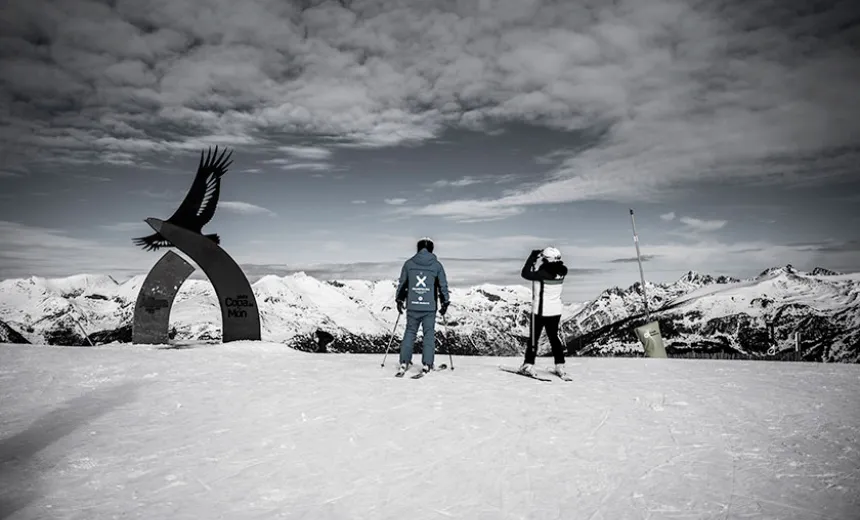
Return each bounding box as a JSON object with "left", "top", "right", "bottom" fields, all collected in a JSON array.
[{"left": 541, "top": 246, "right": 561, "bottom": 262}]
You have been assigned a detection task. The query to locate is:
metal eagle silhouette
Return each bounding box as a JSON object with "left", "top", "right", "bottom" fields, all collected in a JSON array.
[{"left": 133, "top": 146, "right": 234, "bottom": 251}]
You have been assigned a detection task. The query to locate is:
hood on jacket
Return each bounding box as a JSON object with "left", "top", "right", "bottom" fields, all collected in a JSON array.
[{"left": 411, "top": 249, "right": 437, "bottom": 266}]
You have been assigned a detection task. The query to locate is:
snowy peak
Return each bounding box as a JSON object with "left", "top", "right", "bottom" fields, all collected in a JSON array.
[
  {"left": 678, "top": 270, "right": 712, "bottom": 284},
  {"left": 811, "top": 267, "right": 841, "bottom": 276},
  {"left": 756, "top": 264, "right": 800, "bottom": 279},
  {"left": 38, "top": 274, "right": 119, "bottom": 297},
  {"left": 676, "top": 270, "right": 740, "bottom": 286}
]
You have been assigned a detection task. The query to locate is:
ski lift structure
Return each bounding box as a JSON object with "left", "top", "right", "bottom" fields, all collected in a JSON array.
[{"left": 629, "top": 209, "right": 667, "bottom": 358}]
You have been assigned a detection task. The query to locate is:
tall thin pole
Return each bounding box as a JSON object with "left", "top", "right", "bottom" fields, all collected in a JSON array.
[{"left": 630, "top": 209, "right": 650, "bottom": 321}]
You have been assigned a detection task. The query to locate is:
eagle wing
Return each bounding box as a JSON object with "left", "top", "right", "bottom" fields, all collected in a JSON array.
[
  {"left": 169, "top": 146, "right": 234, "bottom": 228},
  {"left": 132, "top": 233, "right": 172, "bottom": 251}
]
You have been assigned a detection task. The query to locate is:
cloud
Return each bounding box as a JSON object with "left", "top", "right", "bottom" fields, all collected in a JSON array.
[
  {"left": 0, "top": 221, "right": 151, "bottom": 279},
  {"left": 678, "top": 217, "right": 727, "bottom": 233},
  {"left": 410, "top": 200, "right": 525, "bottom": 222},
  {"left": 99, "top": 222, "right": 150, "bottom": 233},
  {"left": 279, "top": 162, "right": 333, "bottom": 171},
  {"left": 101, "top": 151, "right": 137, "bottom": 166},
  {"left": 534, "top": 150, "right": 577, "bottom": 165},
  {"left": 264, "top": 145, "right": 334, "bottom": 172},
  {"left": 261, "top": 159, "right": 333, "bottom": 171},
  {"left": 134, "top": 189, "right": 183, "bottom": 200},
  {"left": 787, "top": 239, "right": 860, "bottom": 254},
  {"left": 1, "top": 0, "right": 855, "bottom": 195},
  {"left": 219, "top": 201, "right": 277, "bottom": 216},
  {"left": 69, "top": 173, "right": 111, "bottom": 182},
  {"left": 277, "top": 145, "right": 332, "bottom": 161},
  {"left": 430, "top": 176, "right": 484, "bottom": 189},
  {"left": 660, "top": 212, "right": 676, "bottom": 221},
  {"left": 384, "top": 198, "right": 407, "bottom": 205},
  {"left": 351, "top": 200, "right": 367, "bottom": 204}
]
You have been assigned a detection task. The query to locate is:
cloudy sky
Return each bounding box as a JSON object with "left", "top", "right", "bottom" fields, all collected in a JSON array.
[{"left": 1, "top": 0, "right": 859, "bottom": 302}]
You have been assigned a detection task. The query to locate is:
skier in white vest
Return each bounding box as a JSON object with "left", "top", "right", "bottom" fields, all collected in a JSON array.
[{"left": 518, "top": 247, "right": 569, "bottom": 378}]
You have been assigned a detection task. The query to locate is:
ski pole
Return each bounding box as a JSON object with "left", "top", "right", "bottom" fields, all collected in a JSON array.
[
  {"left": 443, "top": 313, "right": 454, "bottom": 370},
  {"left": 530, "top": 281, "right": 536, "bottom": 360},
  {"left": 381, "top": 311, "right": 401, "bottom": 367},
  {"left": 530, "top": 306, "right": 535, "bottom": 355},
  {"left": 630, "top": 208, "right": 651, "bottom": 321}
]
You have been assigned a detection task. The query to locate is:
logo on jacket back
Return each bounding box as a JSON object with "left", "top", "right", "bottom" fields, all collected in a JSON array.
[{"left": 410, "top": 270, "right": 433, "bottom": 306}]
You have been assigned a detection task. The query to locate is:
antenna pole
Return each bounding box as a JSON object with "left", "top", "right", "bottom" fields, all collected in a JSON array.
[{"left": 630, "top": 209, "right": 650, "bottom": 321}]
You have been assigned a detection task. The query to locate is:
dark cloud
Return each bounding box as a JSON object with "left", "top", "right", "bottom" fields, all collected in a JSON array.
[
  {"left": 1, "top": 0, "right": 856, "bottom": 194},
  {"left": 609, "top": 255, "right": 658, "bottom": 263},
  {"left": 771, "top": 240, "right": 860, "bottom": 253},
  {"left": 808, "top": 240, "right": 860, "bottom": 253}
]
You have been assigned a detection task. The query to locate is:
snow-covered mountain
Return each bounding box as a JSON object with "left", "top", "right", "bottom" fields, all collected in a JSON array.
[
  {"left": 573, "top": 266, "right": 860, "bottom": 363},
  {"left": 0, "top": 265, "right": 857, "bottom": 362},
  {"left": 0, "top": 272, "right": 578, "bottom": 354},
  {"left": 0, "top": 318, "right": 28, "bottom": 344}
]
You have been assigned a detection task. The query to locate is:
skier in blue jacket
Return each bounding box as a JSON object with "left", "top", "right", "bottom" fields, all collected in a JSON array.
[{"left": 394, "top": 237, "right": 450, "bottom": 376}]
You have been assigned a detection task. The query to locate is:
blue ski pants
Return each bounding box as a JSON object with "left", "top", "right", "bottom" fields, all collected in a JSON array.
[{"left": 399, "top": 310, "right": 436, "bottom": 367}]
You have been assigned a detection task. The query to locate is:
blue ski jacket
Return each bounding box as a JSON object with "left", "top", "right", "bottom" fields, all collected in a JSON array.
[{"left": 395, "top": 249, "right": 450, "bottom": 312}]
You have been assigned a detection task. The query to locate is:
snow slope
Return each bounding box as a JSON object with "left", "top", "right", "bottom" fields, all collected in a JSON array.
[{"left": 1, "top": 343, "right": 858, "bottom": 519}]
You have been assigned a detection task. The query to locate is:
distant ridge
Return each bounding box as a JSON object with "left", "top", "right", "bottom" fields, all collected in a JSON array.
[{"left": 0, "top": 266, "right": 857, "bottom": 362}]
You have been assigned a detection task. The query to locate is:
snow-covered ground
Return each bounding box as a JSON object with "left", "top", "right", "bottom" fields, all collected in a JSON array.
[{"left": 1, "top": 343, "right": 858, "bottom": 519}]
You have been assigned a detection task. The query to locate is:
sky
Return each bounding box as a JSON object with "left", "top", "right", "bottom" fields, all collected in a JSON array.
[{"left": 1, "top": 0, "right": 859, "bottom": 302}]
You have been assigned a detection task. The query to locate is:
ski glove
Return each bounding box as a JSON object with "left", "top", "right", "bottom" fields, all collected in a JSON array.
[
  {"left": 396, "top": 300, "right": 404, "bottom": 314},
  {"left": 439, "top": 301, "right": 449, "bottom": 316}
]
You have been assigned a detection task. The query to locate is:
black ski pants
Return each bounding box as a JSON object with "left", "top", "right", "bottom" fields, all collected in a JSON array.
[{"left": 524, "top": 313, "right": 566, "bottom": 365}]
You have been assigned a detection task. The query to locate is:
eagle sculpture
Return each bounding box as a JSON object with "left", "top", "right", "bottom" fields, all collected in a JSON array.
[{"left": 133, "top": 146, "right": 234, "bottom": 251}]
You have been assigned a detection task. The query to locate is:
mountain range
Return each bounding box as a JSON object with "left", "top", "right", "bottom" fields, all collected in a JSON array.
[{"left": 0, "top": 265, "right": 857, "bottom": 362}]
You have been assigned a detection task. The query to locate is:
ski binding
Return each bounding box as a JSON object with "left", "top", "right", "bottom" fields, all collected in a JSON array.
[{"left": 498, "top": 365, "right": 552, "bottom": 382}]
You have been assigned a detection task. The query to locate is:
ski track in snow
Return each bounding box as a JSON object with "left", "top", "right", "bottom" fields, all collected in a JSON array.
[{"left": 1, "top": 343, "right": 859, "bottom": 520}]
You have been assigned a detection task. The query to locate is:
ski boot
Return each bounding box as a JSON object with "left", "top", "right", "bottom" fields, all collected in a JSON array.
[
  {"left": 518, "top": 363, "right": 537, "bottom": 377},
  {"left": 395, "top": 362, "right": 412, "bottom": 377}
]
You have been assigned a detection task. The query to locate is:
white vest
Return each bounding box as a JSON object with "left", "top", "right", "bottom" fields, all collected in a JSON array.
[{"left": 532, "top": 278, "right": 564, "bottom": 317}]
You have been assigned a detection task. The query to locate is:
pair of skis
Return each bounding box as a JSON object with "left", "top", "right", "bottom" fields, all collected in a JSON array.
[
  {"left": 395, "top": 363, "right": 448, "bottom": 379},
  {"left": 498, "top": 365, "right": 572, "bottom": 382},
  {"left": 394, "top": 363, "right": 571, "bottom": 382}
]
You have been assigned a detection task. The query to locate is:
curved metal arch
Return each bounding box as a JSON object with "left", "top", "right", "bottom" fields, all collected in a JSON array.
[
  {"left": 143, "top": 218, "right": 261, "bottom": 343},
  {"left": 133, "top": 250, "right": 195, "bottom": 345}
]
